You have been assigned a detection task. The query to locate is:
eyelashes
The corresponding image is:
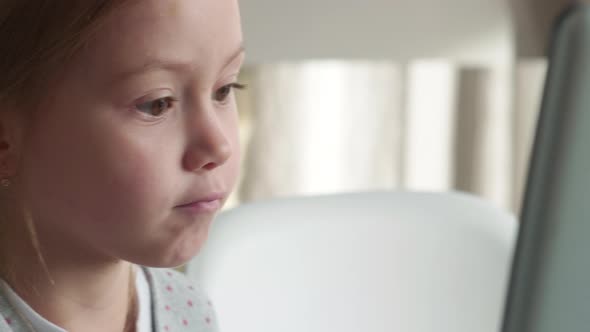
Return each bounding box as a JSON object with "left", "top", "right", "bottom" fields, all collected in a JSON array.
[
  {"left": 135, "top": 96, "right": 178, "bottom": 117},
  {"left": 214, "top": 82, "right": 247, "bottom": 104},
  {"left": 134, "top": 82, "right": 247, "bottom": 118}
]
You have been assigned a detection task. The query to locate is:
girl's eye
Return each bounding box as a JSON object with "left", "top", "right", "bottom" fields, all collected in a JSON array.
[
  {"left": 135, "top": 96, "right": 177, "bottom": 117},
  {"left": 214, "top": 83, "right": 246, "bottom": 103}
]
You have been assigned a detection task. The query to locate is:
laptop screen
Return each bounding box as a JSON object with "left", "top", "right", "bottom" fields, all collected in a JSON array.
[{"left": 502, "top": 5, "right": 590, "bottom": 332}]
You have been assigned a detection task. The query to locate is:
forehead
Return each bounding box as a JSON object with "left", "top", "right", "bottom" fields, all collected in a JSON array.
[{"left": 75, "top": 0, "right": 242, "bottom": 82}]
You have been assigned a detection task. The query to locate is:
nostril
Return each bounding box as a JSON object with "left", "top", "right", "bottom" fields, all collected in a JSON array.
[{"left": 202, "top": 162, "right": 218, "bottom": 171}]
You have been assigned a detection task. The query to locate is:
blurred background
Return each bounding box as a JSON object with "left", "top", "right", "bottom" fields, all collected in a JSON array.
[{"left": 226, "top": 0, "right": 571, "bottom": 214}]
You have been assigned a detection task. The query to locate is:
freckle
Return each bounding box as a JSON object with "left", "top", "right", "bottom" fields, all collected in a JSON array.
[
  {"left": 164, "top": 325, "right": 169, "bottom": 331},
  {"left": 205, "top": 317, "right": 211, "bottom": 324},
  {"left": 165, "top": 305, "right": 171, "bottom": 311},
  {"left": 188, "top": 285, "right": 194, "bottom": 290},
  {"left": 187, "top": 300, "right": 193, "bottom": 307},
  {"left": 182, "top": 319, "right": 188, "bottom": 326}
]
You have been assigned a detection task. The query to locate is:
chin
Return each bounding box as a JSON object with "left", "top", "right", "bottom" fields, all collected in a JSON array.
[{"left": 133, "top": 230, "right": 210, "bottom": 268}]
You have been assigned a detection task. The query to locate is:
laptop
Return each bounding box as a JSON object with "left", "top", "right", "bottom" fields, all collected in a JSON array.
[{"left": 502, "top": 4, "right": 590, "bottom": 332}]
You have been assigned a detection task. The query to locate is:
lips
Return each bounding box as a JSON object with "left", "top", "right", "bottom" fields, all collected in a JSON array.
[{"left": 175, "top": 192, "right": 226, "bottom": 214}]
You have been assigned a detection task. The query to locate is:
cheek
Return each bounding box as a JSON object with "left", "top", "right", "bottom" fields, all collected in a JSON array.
[
  {"left": 20, "top": 109, "right": 177, "bottom": 237},
  {"left": 223, "top": 114, "right": 242, "bottom": 188},
  {"left": 90, "top": 146, "right": 173, "bottom": 224}
]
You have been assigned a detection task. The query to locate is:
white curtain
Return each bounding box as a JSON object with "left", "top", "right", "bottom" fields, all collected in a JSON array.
[{"left": 229, "top": 59, "right": 547, "bottom": 214}]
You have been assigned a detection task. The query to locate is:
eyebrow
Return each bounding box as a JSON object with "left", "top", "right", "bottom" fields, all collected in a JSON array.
[
  {"left": 114, "top": 44, "right": 245, "bottom": 82},
  {"left": 221, "top": 44, "right": 246, "bottom": 71}
]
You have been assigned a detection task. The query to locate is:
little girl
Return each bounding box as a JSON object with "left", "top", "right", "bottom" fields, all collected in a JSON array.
[{"left": 0, "top": 0, "right": 244, "bottom": 331}]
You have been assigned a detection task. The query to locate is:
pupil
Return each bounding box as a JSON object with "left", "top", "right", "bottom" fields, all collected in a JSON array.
[
  {"left": 156, "top": 99, "right": 167, "bottom": 113},
  {"left": 219, "top": 87, "right": 229, "bottom": 99}
]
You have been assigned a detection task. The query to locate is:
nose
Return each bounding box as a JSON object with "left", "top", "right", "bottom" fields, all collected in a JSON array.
[{"left": 182, "top": 108, "right": 233, "bottom": 172}]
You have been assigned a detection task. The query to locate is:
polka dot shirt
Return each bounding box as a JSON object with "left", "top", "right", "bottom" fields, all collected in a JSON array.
[{"left": 0, "top": 267, "right": 219, "bottom": 332}]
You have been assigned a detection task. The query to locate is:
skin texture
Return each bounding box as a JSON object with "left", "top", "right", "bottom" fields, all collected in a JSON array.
[{"left": 0, "top": 0, "right": 244, "bottom": 331}]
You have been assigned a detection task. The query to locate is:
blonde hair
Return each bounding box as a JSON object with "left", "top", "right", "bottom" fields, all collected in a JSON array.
[
  {"left": 0, "top": 1, "right": 132, "bottom": 108},
  {"left": 0, "top": 0, "right": 132, "bottom": 280}
]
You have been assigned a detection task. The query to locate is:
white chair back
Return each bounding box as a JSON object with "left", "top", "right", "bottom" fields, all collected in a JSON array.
[{"left": 187, "top": 191, "right": 517, "bottom": 332}]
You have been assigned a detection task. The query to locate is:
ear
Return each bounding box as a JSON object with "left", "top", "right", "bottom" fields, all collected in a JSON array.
[{"left": 0, "top": 110, "right": 24, "bottom": 180}]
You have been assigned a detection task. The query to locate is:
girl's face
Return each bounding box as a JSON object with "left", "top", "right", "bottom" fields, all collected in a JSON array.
[{"left": 16, "top": 0, "right": 243, "bottom": 267}]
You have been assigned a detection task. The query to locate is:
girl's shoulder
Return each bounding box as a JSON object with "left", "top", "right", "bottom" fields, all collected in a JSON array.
[
  {"left": 143, "top": 267, "right": 219, "bottom": 332},
  {"left": 0, "top": 268, "right": 220, "bottom": 332},
  {"left": 0, "top": 283, "right": 26, "bottom": 332},
  {"left": 0, "top": 302, "right": 17, "bottom": 331}
]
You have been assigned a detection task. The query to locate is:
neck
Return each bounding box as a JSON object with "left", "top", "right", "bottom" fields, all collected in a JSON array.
[{"left": 0, "top": 219, "right": 136, "bottom": 332}]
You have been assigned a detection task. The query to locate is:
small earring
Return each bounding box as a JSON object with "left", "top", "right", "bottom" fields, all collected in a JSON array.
[{"left": 1, "top": 178, "right": 11, "bottom": 187}]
